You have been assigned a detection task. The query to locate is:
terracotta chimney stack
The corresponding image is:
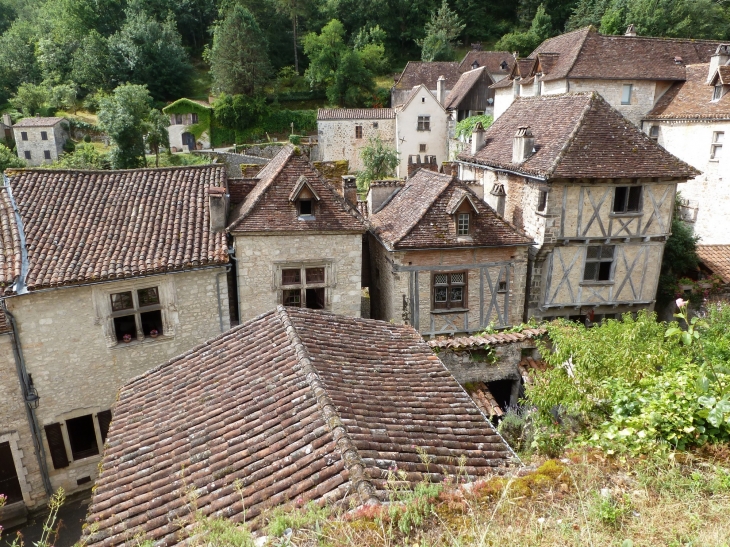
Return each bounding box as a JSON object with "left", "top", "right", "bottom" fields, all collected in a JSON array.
[
  {"left": 625, "top": 24, "right": 636, "bottom": 37},
  {"left": 471, "top": 122, "right": 486, "bottom": 155},
  {"left": 208, "top": 186, "right": 228, "bottom": 232},
  {"left": 512, "top": 126, "right": 535, "bottom": 163}
]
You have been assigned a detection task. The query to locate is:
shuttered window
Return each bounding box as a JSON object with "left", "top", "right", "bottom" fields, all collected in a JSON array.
[
  {"left": 97, "top": 410, "right": 113, "bottom": 444},
  {"left": 44, "top": 423, "right": 69, "bottom": 469}
]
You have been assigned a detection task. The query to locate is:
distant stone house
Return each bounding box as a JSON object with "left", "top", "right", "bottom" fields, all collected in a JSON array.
[
  {"left": 642, "top": 55, "right": 730, "bottom": 244},
  {"left": 391, "top": 61, "right": 461, "bottom": 107},
  {"left": 457, "top": 92, "right": 700, "bottom": 322},
  {"left": 162, "top": 98, "right": 212, "bottom": 151},
  {"left": 12, "top": 117, "right": 68, "bottom": 166},
  {"left": 226, "top": 145, "right": 367, "bottom": 322},
  {"left": 82, "top": 307, "right": 515, "bottom": 546},
  {"left": 316, "top": 108, "right": 396, "bottom": 172},
  {"left": 0, "top": 166, "right": 231, "bottom": 523},
  {"left": 368, "top": 169, "right": 532, "bottom": 337},
  {"left": 491, "top": 26, "right": 725, "bottom": 124}
]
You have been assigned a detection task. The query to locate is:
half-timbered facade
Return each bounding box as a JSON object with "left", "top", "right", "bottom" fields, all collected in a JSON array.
[
  {"left": 368, "top": 169, "right": 532, "bottom": 337},
  {"left": 457, "top": 93, "right": 700, "bottom": 321}
]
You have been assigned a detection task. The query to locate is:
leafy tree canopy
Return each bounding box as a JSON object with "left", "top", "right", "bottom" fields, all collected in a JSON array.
[
  {"left": 97, "top": 83, "right": 154, "bottom": 169},
  {"left": 418, "top": 0, "right": 465, "bottom": 61},
  {"left": 0, "top": 143, "right": 25, "bottom": 172},
  {"left": 356, "top": 136, "right": 399, "bottom": 191},
  {"left": 495, "top": 4, "right": 553, "bottom": 57}
]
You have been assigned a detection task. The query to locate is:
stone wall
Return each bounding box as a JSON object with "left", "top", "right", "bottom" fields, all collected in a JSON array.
[
  {"left": 234, "top": 233, "right": 363, "bottom": 321},
  {"left": 13, "top": 123, "right": 67, "bottom": 167},
  {"left": 317, "top": 119, "right": 396, "bottom": 172},
  {"left": 437, "top": 342, "right": 536, "bottom": 385},
  {"left": 396, "top": 91, "right": 448, "bottom": 178},
  {"left": 3, "top": 267, "right": 230, "bottom": 502}
]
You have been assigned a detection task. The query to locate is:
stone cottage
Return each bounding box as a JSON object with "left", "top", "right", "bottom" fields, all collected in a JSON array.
[
  {"left": 0, "top": 165, "right": 231, "bottom": 521},
  {"left": 491, "top": 26, "right": 725, "bottom": 124},
  {"left": 642, "top": 54, "right": 730, "bottom": 244},
  {"left": 226, "top": 145, "right": 367, "bottom": 321},
  {"left": 162, "top": 98, "right": 212, "bottom": 151},
  {"left": 12, "top": 117, "right": 68, "bottom": 166},
  {"left": 316, "top": 108, "right": 396, "bottom": 172},
  {"left": 368, "top": 169, "right": 532, "bottom": 337},
  {"left": 83, "top": 307, "right": 515, "bottom": 546},
  {"left": 457, "top": 92, "right": 700, "bottom": 321}
]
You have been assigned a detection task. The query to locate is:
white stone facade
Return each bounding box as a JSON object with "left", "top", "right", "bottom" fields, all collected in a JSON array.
[
  {"left": 1, "top": 267, "right": 230, "bottom": 506},
  {"left": 168, "top": 112, "right": 210, "bottom": 152},
  {"left": 317, "top": 118, "right": 396, "bottom": 172},
  {"left": 395, "top": 87, "right": 449, "bottom": 177},
  {"left": 234, "top": 233, "right": 362, "bottom": 322},
  {"left": 13, "top": 121, "right": 67, "bottom": 166}
]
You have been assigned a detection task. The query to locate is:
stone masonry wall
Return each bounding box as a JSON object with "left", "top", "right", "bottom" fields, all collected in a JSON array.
[
  {"left": 3, "top": 267, "right": 230, "bottom": 500},
  {"left": 318, "top": 119, "right": 396, "bottom": 172},
  {"left": 437, "top": 342, "right": 537, "bottom": 385},
  {"left": 234, "top": 233, "right": 362, "bottom": 321},
  {"left": 567, "top": 79, "right": 658, "bottom": 127},
  {"left": 13, "top": 124, "right": 67, "bottom": 167}
]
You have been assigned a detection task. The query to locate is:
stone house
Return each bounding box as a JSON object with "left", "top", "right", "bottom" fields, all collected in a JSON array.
[
  {"left": 391, "top": 61, "right": 461, "bottom": 107},
  {"left": 12, "top": 117, "right": 68, "bottom": 166},
  {"left": 226, "top": 145, "right": 367, "bottom": 322},
  {"left": 316, "top": 108, "right": 396, "bottom": 172},
  {"left": 0, "top": 165, "right": 231, "bottom": 522},
  {"left": 457, "top": 92, "right": 700, "bottom": 321},
  {"left": 162, "top": 98, "right": 212, "bottom": 151},
  {"left": 458, "top": 49, "right": 514, "bottom": 83},
  {"left": 395, "top": 84, "right": 449, "bottom": 178},
  {"left": 1, "top": 113, "right": 12, "bottom": 145},
  {"left": 367, "top": 169, "right": 532, "bottom": 337},
  {"left": 83, "top": 307, "right": 515, "bottom": 546},
  {"left": 642, "top": 56, "right": 730, "bottom": 244},
  {"left": 491, "top": 26, "right": 724, "bottom": 125}
]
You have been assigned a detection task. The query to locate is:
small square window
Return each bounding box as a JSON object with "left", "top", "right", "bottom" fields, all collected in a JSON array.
[
  {"left": 175, "top": 114, "right": 183, "bottom": 125},
  {"left": 44, "top": 150, "right": 51, "bottom": 160},
  {"left": 457, "top": 213, "right": 470, "bottom": 235},
  {"left": 298, "top": 199, "right": 313, "bottom": 216},
  {"left": 649, "top": 125, "right": 659, "bottom": 142},
  {"left": 621, "top": 84, "right": 632, "bottom": 105},
  {"left": 711, "top": 131, "right": 724, "bottom": 159},
  {"left": 191, "top": 113, "right": 199, "bottom": 123},
  {"left": 140, "top": 310, "right": 163, "bottom": 336},
  {"left": 41, "top": 131, "right": 48, "bottom": 140},
  {"left": 111, "top": 291, "right": 134, "bottom": 311},
  {"left": 613, "top": 186, "right": 642, "bottom": 213},
  {"left": 537, "top": 190, "right": 548, "bottom": 212},
  {"left": 113, "top": 315, "right": 136, "bottom": 342},
  {"left": 432, "top": 271, "right": 467, "bottom": 310},
  {"left": 306, "top": 267, "right": 325, "bottom": 284},
  {"left": 306, "top": 287, "right": 325, "bottom": 309},
  {"left": 282, "top": 269, "right": 301, "bottom": 285},
  {"left": 417, "top": 116, "right": 430, "bottom": 131},
  {"left": 372, "top": 122, "right": 378, "bottom": 128},
  {"left": 21, "top": 132, "right": 28, "bottom": 141},
  {"left": 137, "top": 287, "right": 160, "bottom": 307},
  {"left": 498, "top": 280, "right": 508, "bottom": 292},
  {"left": 355, "top": 126, "right": 362, "bottom": 139},
  {"left": 583, "top": 245, "right": 615, "bottom": 282},
  {"left": 24, "top": 150, "right": 31, "bottom": 159},
  {"left": 283, "top": 289, "right": 301, "bottom": 307},
  {"left": 419, "top": 143, "right": 427, "bottom": 153}
]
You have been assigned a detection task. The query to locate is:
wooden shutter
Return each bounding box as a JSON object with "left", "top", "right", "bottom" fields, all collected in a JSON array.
[
  {"left": 97, "top": 410, "right": 113, "bottom": 444},
  {"left": 44, "top": 423, "right": 69, "bottom": 469}
]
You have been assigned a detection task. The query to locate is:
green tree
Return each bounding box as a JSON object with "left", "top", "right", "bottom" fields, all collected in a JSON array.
[
  {"left": 656, "top": 204, "right": 700, "bottom": 307},
  {"left": 0, "top": 144, "right": 25, "bottom": 172},
  {"left": 51, "top": 143, "right": 110, "bottom": 169},
  {"left": 98, "top": 84, "right": 153, "bottom": 169},
  {"left": 353, "top": 25, "right": 389, "bottom": 75},
  {"left": 213, "top": 94, "right": 269, "bottom": 131},
  {"left": 418, "top": 0, "right": 465, "bottom": 61},
  {"left": 0, "top": 22, "right": 42, "bottom": 103},
  {"left": 10, "top": 83, "right": 50, "bottom": 116},
  {"left": 272, "top": 0, "right": 310, "bottom": 74},
  {"left": 357, "top": 136, "right": 399, "bottom": 191},
  {"left": 495, "top": 4, "right": 553, "bottom": 57},
  {"left": 71, "top": 31, "right": 112, "bottom": 94},
  {"left": 207, "top": 5, "right": 272, "bottom": 96},
  {"left": 145, "top": 109, "right": 169, "bottom": 167},
  {"left": 327, "top": 50, "right": 375, "bottom": 106}
]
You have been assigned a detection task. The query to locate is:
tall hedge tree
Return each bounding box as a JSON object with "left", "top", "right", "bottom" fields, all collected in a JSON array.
[
  {"left": 98, "top": 84, "right": 153, "bottom": 169},
  {"left": 208, "top": 6, "right": 272, "bottom": 96}
]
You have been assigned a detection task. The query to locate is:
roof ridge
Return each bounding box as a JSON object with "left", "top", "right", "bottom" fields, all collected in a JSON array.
[
  {"left": 388, "top": 170, "right": 452, "bottom": 246},
  {"left": 543, "top": 93, "right": 595, "bottom": 179},
  {"left": 275, "top": 306, "right": 379, "bottom": 505},
  {"left": 9, "top": 164, "right": 224, "bottom": 175},
  {"left": 561, "top": 26, "right": 592, "bottom": 78}
]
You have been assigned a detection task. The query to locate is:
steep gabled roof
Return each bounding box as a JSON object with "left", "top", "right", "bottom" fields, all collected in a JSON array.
[
  {"left": 83, "top": 307, "right": 515, "bottom": 546},
  {"left": 370, "top": 169, "right": 531, "bottom": 250},
  {"left": 458, "top": 92, "right": 700, "bottom": 181},
  {"left": 444, "top": 67, "right": 490, "bottom": 110},
  {"left": 317, "top": 108, "right": 395, "bottom": 120},
  {"left": 711, "top": 65, "right": 730, "bottom": 86},
  {"left": 398, "top": 84, "right": 446, "bottom": 112},
  {"left": 459, "top": 50, "right": 514, "bottom": 76},
  {"left": 227, "top": 145, "right": 366, "bottom": 233},
  {"left": 646, "top": 64, "right": 730, "bottom": 121},
  {"left": 0, "top": 166, "right": 228, "bottom": 295},
  {"left": 13, "top": 116, "right": 65, "bottom": 128},
  {"left": 393, "top": 61, "right": 461, "bottom": 92}
]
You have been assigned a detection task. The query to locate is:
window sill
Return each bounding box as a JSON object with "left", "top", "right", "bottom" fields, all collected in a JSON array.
[
  {"left": 298, "top": 215, "right": 316, "bottom": 221},
  {"left": 110, "top": 335, "right": 173, "bottom": 349},
  {"left": 609, "top": 212, "right": 643, "bottom": 218},
  {"left": 579, "top": 281, "right": 614, "bottom": 287},
  {"left": 431, "top": 308, "right": 469, "bottom": 314},
  {"left": 709, "top": 159, "right": 720, "bottom": 163}
]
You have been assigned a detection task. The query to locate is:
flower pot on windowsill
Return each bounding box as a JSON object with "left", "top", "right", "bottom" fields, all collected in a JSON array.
[
  {"left": 123, "top": 334, "right": 132, "bottom": 343},
  {"left": 150, "top": 329, "right": 159, "bottom": 338}
]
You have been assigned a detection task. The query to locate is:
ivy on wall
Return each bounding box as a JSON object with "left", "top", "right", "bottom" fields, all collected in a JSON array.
[{"left": 162, "top": 99, "right": 213, "bottom": 141}]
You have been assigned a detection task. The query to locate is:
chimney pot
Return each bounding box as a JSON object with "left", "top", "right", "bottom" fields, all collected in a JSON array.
[
  {"left": 208, "top": 186, "right": 228, "bottom": 232},
  {"left": 625, "top": 24, "right": 636, "bottom": 37},
  {"left": 708, "top": 44, "right": 730, "bottom": 83},
  {"left": 436, "top": 75, "right": 446, "bottom": 105},
  {"left": 342, "top": 175, "right": 358, "bottom": 206},
  {"left": 512, "top": 126, "right": 535, "bottom": 163},
  {"left": 471, "top": 122, "right": 486, "bottom": 155}
]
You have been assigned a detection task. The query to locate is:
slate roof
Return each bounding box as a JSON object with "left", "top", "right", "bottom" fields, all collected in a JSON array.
[
  {"left": 459, "top": 50, "right": 514, "bottom": 76},
  {"left": 697, "top": 245, "right": 730, "bottom": 283},
  {"left": 227, "top": 145, "right": 366, "bottom": 233},
  {"left": 493, "top": 27, "right": 723, "bottom": 89},
  {"left": 444, "top": 67, "right": 488, "bottom": 110},
  {"left": 317, "top": 108, "right": 395, "bottom": 120},
  {"left": 0, "top": 166, "right": 228, "bottom": 295},
  {"left": 458, "top": 92, "right": 700, "bottom": 181},
  {"left": 369, "top": 169, "right": 531, "bottom": 250},
  {"left": 83, "top": 307, "right": 515, "bottom": 546},
  {"left": 12, "top": 116, "right": 65, "bottom": 127},
  {"left": 646, "top": 64, "right": 730, "bottom": 120},
  {"left": 393, "top": 61, "right": 461, "bottom": 91}
]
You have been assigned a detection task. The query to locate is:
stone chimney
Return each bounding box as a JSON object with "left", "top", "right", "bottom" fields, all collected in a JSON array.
[
  {"left": 437, "top": 75, "right": 446, "bottom": 105},
  {"left": 625, "top": 24, "right": 636, "bottom": 37},
  {"left": 512, "top": 126, "right": 535, "bottom": 163},
  {"left": 2, "top": 113, "right": 11, "bottom": 127},
  {"left": 471, "top": 122, "right": 486, "bottom": 155},
  {"left": 208, "top": 186, "right": 228, "bottom": 232},
  {"left": 342, "top": 175, "right": 358, "bottom": 206},
  {"left": 368, "top": 181, "right": 402, "bottom": 214},
  {"left": 708, "top": 44, "right": 730, "bottom": 83}
]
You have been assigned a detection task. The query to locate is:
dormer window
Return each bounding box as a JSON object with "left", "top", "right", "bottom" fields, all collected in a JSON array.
[
  {"left": 457, "top": 213, "right": 470, "bottom": 235},
  {"left": 471, "top": 61, "right": 479, "bottom": 70},
  {"left": 298, "top": 199, "right": 313, "bottom": 216},
  {"left": 290, "top": 175, "right": 320, "bottom": 219},
  {"left": 714, "top": 85, "right": 724, "bottom": 101},
  {"left": 450, "top": 191, "right": 478, "bottom": 237},
  {"left": 500, "top": 60, "right": 509, "bottom": 70}
]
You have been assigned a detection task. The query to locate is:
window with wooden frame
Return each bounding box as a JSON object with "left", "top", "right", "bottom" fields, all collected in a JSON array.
[
  {"left": 417, "top": 116, "right": 431, "bottom": 131},
  {"left": 66, "top": 414, "right": 99, "bottom": 460},
  {"left": 175, "top": 114, "right": 183, "bottom": 125},
  {"left": 432, "top": 272, "right": 467, "bottom": 310},
  {"left": 281, "top": 266, "right": 327, "bottom": 310},
  {"left": 41, "top": 131, "right": 48, "bottom": 140},
  {"left": 44, "top": 410, "right": 112, "bottom": 469},
  {"left": 649, "top": 125, "right": 659, "bottom": 142},
  {"left": 457, "top": 213, "right": 470, "bottom": 235},
  {"left": 44, "top": 150, "right": 51, "bottom": 160},
  {"left": 612, "top": 186, "right": 642, "bottom": 214},
  {"left": 355, "top": 125, "right": 363, "bottom": 139},
  {"left": 191, "top": 113, "right": 199, "bottom": 124},
  {"left": 711, "top": 131, "right": 724, "bottom": 159},
  {"left": 714, "top": 85, "right": 724, "bottom": 101},
  {"left": 583, "top": 245, "right": 615, "bottom": 282},
  {"left": 0, "top": 442, "right": 23, "bottom": 504},
  {"left": 21, "top": 132, "right": 28, "bottom": 141},
  {"left": 621, "top": 84, "right": 632, "bottom": 105},
  {"left": 109, "top": 286, "right": 164, "bottom": 342},
  {"left": 419, "top": 143, "right": 427, "bottom": 152}
]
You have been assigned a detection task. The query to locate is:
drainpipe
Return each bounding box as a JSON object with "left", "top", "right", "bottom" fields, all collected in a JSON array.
[{"left": 3, "top": 302, "right": 53, "bottom": 497}]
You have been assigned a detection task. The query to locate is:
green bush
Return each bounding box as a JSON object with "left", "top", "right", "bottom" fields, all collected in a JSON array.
[
  {"left": 454, "top": 114, "right": 494, "bottom": 140},
  {"left": 497, "top": 407, "right": 533, "bottom": 453},
  {"left": 288, "top": 134, "right": 302, "bottom": 145}
]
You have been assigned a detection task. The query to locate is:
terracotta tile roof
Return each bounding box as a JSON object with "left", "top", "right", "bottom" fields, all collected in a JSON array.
[
  {"left": 697, "top": 245, "right": 730, "bottom": 282},
  {"left": 518, "top": 356, "right": 549, "bottom": 385},
  {"left": 493, "top": 27, "right": 723, "bottom": 88},
  {"left": 12, "top": 116, "right": 65, "bottom": 127},
  {"left": 427, "top": 328, "right": 546, "bottom": 350},
  {"left": 459, "top": 50, "right": 514, "bottom": 76},
  {"left": 369, "top": 169, "right": 531, "bottom": 250},
  {"left": 458, "top": 92, "right": 700, "bottom": 180},
  {"left": 83, "top": 307, "right": 515, "bottom": 546},
  {"left": 0, "top": 309, "right": 10, "bottom": 334},
  {"left": 227, "top": 145, "right": 366, "bottom": 233},
  {"left": 317, "top": 108, "right": 395, "bottom": 120},
  {"left": 715, "top": 65, "right": 730, "bottom": 85},
  {"left": 646, "top": 64, "right": 730, "bottom": 120},
  {"left": 444, "top": 67, "right": 488, "bottom": 110},
  {"left": 0, "top": 166, "right": 228, "bottom": 295},
  {"left": 393, "top": 61, "right": 461, "bottom": 91},
  {"left": 465, "top": 382, "right": 504, "bottom": 417}
]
